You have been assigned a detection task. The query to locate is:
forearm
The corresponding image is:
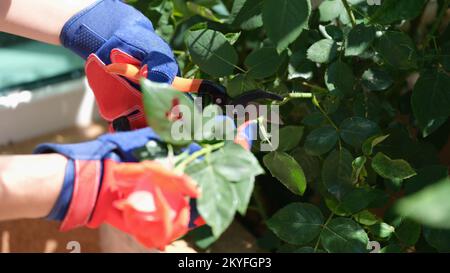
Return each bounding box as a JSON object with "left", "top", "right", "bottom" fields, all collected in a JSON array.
[
  {"left": 0, "top": 154, "right": 67, "bottom": 221},
  {"left": 0, "top": 0, "right": 97, "bottom": 45}
]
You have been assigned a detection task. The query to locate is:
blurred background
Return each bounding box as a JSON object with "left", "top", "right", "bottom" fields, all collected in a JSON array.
[{"left": 0, "top": 32, "right": 105, "bottom": 253}]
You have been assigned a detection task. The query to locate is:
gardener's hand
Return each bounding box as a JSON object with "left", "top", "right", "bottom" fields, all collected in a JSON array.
[
  {"left": 60, "top": 0, "right": 177, "bottom": 84},
  {"left": 59, "top": 0, "right": 179, "bottom": 131},
  {"left": 34, "top": 121, "right": 256, "bottom": 250}
]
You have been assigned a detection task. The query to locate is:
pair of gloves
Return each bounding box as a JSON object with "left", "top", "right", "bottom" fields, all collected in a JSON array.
[{"left": 34, "top": 0, "right": 254, "bottom": 249}]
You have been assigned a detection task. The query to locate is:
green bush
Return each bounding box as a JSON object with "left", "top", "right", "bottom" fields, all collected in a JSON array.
[{"left": 130, "top": 0, "right": 450, "bottom": 253}]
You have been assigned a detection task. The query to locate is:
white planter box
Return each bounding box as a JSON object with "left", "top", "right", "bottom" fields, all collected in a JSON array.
[{"left": 0, "top": 78, "right": 99, "bottom": 146}]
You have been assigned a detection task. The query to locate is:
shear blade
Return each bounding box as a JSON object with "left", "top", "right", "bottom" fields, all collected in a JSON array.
[{"left": 230, "top": 89, "right": 284, "bottom": 106}]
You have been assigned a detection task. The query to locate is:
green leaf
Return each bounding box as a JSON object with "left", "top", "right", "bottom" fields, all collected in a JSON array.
[
  {"left": 374, "top": 31, "right": 418, "bottom": 70},
  {"left": 307, "top": 39, "right": 338, "bottom": 63},
  {"left": 325, "top": 60, "right": 355, "bottom": 96},
  {"left": 172, "top": 0, "right": 194, "bottom": 17},
  {"left": 339, "top": 187, "right": 383, "bottom": 215},
  {"left": 263, "top": 151, "right": 307, "bottom": 196},
  {"left": 185, "top": 29, "right": 238, "bottom": 77},
  {"left": 262, "top": 0, "right": 311, "bottom": 51},
  {"left": 213, "top": 143, "right": 264, "bottom": 181},
  {"left": 234, "top": 177, "right": 256, "bottom": 215},
  {"left": 395, "top": 175, "right": 450, "bottom": 229},
  {"left": 188, "top": 225, "right": 216, "bottom": 249},
  {"left": 288, "top": 246, "right": 325, "bottom": 253},
  {"left": 230, "top": 0, "right": 263, "bottom": 30},
  {"left": 290, "top": 147, "right": 321, "bottom": 184},
  {"left": 362, "top": 134, "right": 390, "bottom": 156},
  {"left": 302, "top": 112, "right": 326, "bottom": 127},
  {"left": 320, "top": 218, "right": 369, "bottom": 253},
  {"left": 186, "top": 160, "right": 237, "bottom": 237},
  {"left": 424, "top": 227, "right": 450, "bottom": 253},
  {"left": 322, "top": 149, "right": 354, "bottom": 199},
  {"left": 420, "top": 117, "right": 448, "bottom": 138},
  {"left": 345, "top": 24, "right": 376, "bottom": 57},
  {"left": 244, "top": 47, "right": 284, "bottom": 79},
  {"left": 352, "top": 156, "right": 367, "bottom": 183},
  {"left": 369, "top": 222, "right": 395, "bottom": 239},
  {"left": 267, "top": 203, "right": 324, "bottom": 245},
  {"left": 380, "top": 244, "right": 403, "bottom": 253},
  {"left": 324, "top": 197, "right": 348, "bottom": 216},
  {"left": 411, "top": 70, "right": 450, "bottom": 135},
  {"left": 277, "top": 244, "right": 326, "bottom": 253},
  {"left": 369, "top": 0, "right": 427, "bottom": 25},
  {"left": 257, "top": 230, "right": 282, "bottom": 251},
  {"left": 227, "top": 74, "right": 260, "bottom": 98},
  {"left": 186, "top": 1, "right": 223, "bottom": 23},
  {"left": 142, "top": 79, "right": 199, "bottom": 146},
  {"left": 185, "top": 143, "right": 264, "bottom": 237},
  {"left": 353, "top": 210, "right": 380, "bottom": 226},
  {"left": 340, "top": 117, "right": 380, "bottom": 148},
  {"left": 319, "top": 25, "right": 344, "bottom": 41},
  {"left": 289, "top": 51, "right": 315, "bottom": 79},
  {"left": 352, "top": 93, "right": 385, "bottom": 122},
  {"left": 318, "top": 0, "right": 344, "bottom": 22},
  {"left": 188, "top": 22, "right": 208, "bottom": 32},
  {"left": 371, "top": 152, "right": 417, "bottom": 180},
  {"left": 304, "top": 125, "right": 339, "bottom": 156},
  {"left": 277, "top": 125, "right": 304, "bottom": 152},
  {"left": 224, "top": 32, "right": 241, "bottom": 45},
  {"left": 392, "top": 218, "right": 421, "bottom": 246},
  {"left": 361, "top": 68, "right": 393, "bottom": 91}
]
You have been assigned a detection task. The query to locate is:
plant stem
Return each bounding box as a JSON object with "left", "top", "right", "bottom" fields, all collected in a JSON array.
[
  {"left": 175, "top": 142, "right": 225, "bottom": 172},
  {"left": 314, "top": 212, "right": 335, "bottom": 252},
  {"left": 300, "top": 81, "right": 328, "bottom": 93},
  {"left": 313, "top": 96, "right": 339, "bottom": 131},
  {"left": 276, "top": 92, "right": 314, "bottom": 106},
  {"left": 422, "top": 0, "right": 450, "bottom": 49},
  {"left": 341, "top": 0, "right": 357, "bottom": 27},
  {"left": 288, "top": 92, "right": 313, "bottom": 99},
  {"left": 312, "top": 96, "right": 342, "bottom": 149},
  {"left": 173, "top": 50, "right": 186, "bottom": 56}
]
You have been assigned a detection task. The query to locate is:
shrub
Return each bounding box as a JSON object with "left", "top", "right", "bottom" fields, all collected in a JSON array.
[{"left": 130, "top": 0, "right": 450, "bottom": 253}]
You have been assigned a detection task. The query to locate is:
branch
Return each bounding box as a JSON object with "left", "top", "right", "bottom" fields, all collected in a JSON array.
[{"left": 341, "top": 0, "right": 357, "bottom": 27}]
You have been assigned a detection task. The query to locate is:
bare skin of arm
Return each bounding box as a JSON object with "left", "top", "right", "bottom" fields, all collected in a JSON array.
[
  {"left": 0, "top": 0, "right": 97, "bottom": 45},
  {"left": 0, "top": 1, "right": 100, "bottom": 220},
  {"left": 0, "top": 154, "right": 67, "bottom": 221}
]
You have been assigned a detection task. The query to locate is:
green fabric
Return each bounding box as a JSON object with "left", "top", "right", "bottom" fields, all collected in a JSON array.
[
  {"left": 0, "top": 33, "right": 29, "bottom": 47},
  {"left": 0, "top": 41, "right": 84, "bottom": 92}
]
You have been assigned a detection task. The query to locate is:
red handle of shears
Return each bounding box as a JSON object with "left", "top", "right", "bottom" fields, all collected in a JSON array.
[{"left": 105, "top": 63, "right": 203, "bottom": 93}]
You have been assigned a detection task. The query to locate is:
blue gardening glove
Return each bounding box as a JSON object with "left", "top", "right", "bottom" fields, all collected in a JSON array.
[{"left": 60, "top": 0, "right": 177, "bottom": 83}]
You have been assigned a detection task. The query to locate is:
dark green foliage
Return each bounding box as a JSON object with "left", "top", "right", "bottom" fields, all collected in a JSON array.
[{"left": 132, "top": 0, "right": 450, "bottom": 253}]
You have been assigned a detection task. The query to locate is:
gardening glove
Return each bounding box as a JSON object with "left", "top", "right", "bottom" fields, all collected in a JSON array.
[
  {"left": 34, "top": 122, "right": 256, "bottom": 249},
  {"left": 60, "top": 0, "right": 178, "bottom": 131}
]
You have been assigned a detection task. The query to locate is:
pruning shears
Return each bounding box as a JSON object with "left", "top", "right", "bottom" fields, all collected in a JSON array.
[
  {"left": 107, "top": 63, "right": 283, "bottom": 107},
  {"left": 85, "top": 48, "right": 283, "bottom": 132}
]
